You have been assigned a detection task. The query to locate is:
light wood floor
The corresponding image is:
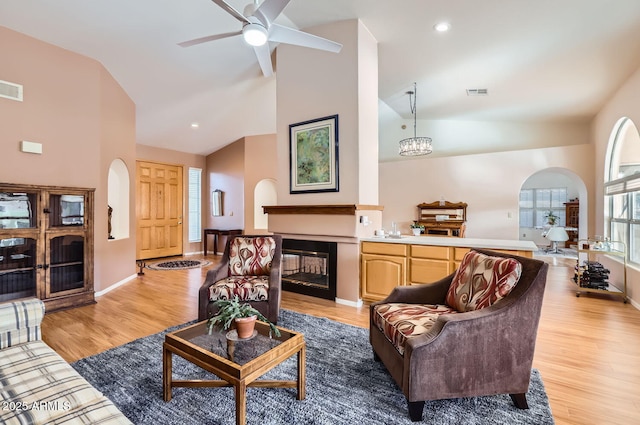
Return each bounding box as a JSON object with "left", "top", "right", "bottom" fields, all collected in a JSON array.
[{"left": 41, "top": 255, "right": 640, "bottom": 425}]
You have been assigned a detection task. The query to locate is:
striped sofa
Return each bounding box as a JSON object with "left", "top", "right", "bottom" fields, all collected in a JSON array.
[{"left": 0, "top": 298, "right": 132, "bottom": 424}]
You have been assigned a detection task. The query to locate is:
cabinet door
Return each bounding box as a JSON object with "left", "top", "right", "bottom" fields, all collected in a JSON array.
[
  {"left": 46, "top": 234, "right": 87, "bottom": 297},
  {"left": 47, "top": 192, "right": 86, "bottom": 228},
  {"left": 410, "top": 258, "right": 452, "bottom": 284},
  {"left": 361, "top": 254, "right": 406, "bottom": 301},
  {"left": 0, "top": 236, "right": 38, "bottom": 302}
]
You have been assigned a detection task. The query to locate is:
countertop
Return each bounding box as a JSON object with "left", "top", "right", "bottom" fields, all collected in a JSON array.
[{"left": 360, "top": 235, "right": 538, "bottom": 251}]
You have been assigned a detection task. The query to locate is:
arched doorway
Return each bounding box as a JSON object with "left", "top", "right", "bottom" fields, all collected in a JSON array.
[{"left": 519, "top": 168, "right": 587, "bottom": 249}]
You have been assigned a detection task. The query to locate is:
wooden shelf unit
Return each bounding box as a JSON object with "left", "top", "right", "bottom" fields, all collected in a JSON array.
[
  {"left": 416, "top": 201, "right": 467, "bottom": 237},
  {"left": 0, "top": 183, "right": 95, "bottom": 312},
  {"left": 574, "top": 239, "right": 627, "bottom": 303},
  {"left": 564, "top": 201, "right": 579, "bottom": 248}
]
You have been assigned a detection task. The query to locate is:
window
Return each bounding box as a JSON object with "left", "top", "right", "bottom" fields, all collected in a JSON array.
[
  {"left": 605, "top": 118, "right": 640, "bottom": 264},
  {"left": 519, "top": 187, "right": 567, "bottom": 228},
  {"left": 188, "top": 168, "right": 202, "bottom": 243}
]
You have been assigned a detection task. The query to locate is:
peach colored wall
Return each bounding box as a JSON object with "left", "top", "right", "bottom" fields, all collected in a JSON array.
[
  {"left": 205, "top": 140, "right": 245, "bottom": 252},
  {"left": 357, "top": 22, "right": 380, "bottom": 205},
  {"left": 135, "top": 144, "right": 207, "bottom": 254},
  {"left": 592, "top": 65, "right": 640, "bottom": 307},
  {"left": 0, "top": 26, "right": 137, "bottom": 293},
  {"left": 97, "top": 66, "right": 137, "bottom": 292},
  {"left": 243, "top": 134, "right": 277, "bottom": 234},
  {"left": 276, "top": 19, "right": 379, "bottom": 205},
  {"left": 379, "top": 144, "right": 595, "bottom": 239}
]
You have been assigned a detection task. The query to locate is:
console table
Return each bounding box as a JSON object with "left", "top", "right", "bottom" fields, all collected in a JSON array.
[{"left": 203, "top": 228, "right": 243, "bottom": 255}]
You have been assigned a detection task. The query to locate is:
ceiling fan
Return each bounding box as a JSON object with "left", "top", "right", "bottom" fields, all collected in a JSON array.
[{"left": 179, "top": 0, "right": 343, "bottom": 77}]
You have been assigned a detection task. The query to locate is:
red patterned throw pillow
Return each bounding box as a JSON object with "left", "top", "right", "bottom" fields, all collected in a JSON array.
[
  {"left": 228, "top": 237, "right": 276, "bottom": 276},
  {"left": 445, "top": 250, "right": 522, "bottom": 312}
]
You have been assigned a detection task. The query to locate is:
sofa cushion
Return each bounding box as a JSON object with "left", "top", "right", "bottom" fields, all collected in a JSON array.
[
  {"left": 0, "top": 340, "right": 132, "bottom": 425},
  {"left": 228, "top": 237, "right": 276, "bottom": 276},
  {"left": 372, "top": 303, "right": 457, "bottom": 355},
  {"left": 0, "top": 298, "right": 45, "bottom": 349},
  {"left": 209, "top": 275, "right": 269, "bottom": 301},
  {"left": 446, "top": 250, "right": 522, "bottom": 313}
]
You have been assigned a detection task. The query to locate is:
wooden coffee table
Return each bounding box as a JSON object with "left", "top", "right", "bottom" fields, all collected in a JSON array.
[{"left": 163, "top": 320, "right": 305, "bottom": 425}]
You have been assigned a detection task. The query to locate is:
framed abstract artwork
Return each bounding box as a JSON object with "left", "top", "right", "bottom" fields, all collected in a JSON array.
[{"left": 289, "top": 115, "right": 339, "bottom": 194}]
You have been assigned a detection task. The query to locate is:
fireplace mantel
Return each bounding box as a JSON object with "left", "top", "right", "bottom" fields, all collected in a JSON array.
[{"left": 263, "top": 204, "right": 383, "bottom": 215}]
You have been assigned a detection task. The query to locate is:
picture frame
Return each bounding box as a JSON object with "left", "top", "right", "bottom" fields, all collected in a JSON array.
[{"left": 289, "top": 114, "right": 339, "bottom": 194}]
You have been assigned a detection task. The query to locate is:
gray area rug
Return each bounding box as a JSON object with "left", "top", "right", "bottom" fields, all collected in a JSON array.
[{"left": 72, "top": 310, "right": 554, "bottom": 424}]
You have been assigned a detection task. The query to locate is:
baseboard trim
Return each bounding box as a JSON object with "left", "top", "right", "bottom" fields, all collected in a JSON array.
[
  {"left": 95, "top": 274, "right": 137, "bottom": 297},
  {"left": 335, "top": 297, "right": 363, "bottom": 308}
]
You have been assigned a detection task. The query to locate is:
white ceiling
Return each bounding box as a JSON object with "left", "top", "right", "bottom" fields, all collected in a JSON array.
[{"left": 2, "top": 0, "right": 640, "bottom": 161}]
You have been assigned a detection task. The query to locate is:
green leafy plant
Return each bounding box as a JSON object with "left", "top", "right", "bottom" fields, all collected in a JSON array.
[
  {"left": 410, "top": 221, "right": 425, "bottom": 230},
  {"left": 207, "top": 295, "right": 280, "bottom": 337},
  {"left": 545, "top": 211, "right": 559, "bottom": 225}
]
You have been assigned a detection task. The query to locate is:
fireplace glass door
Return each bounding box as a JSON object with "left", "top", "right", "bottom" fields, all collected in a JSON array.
[{"left": 282, "top": 239, "right": 336, "bottom": 300}]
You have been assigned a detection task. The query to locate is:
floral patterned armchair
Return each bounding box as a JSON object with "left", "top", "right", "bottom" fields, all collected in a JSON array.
[
  {"left": 198, "top": 235, "right": 282, "bottom": 324},
  {"left": 370, "top": 249, "right": 548, "bottom": 421}
]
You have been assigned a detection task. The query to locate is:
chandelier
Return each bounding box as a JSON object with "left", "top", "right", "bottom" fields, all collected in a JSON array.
[{"left": 398, "top": 82, "right": 432, "bottom": 156}]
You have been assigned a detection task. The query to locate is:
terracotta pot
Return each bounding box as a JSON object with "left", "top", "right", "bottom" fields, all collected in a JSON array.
[{"left": 235, "top": 315, "right": 257, "bottom": 339}]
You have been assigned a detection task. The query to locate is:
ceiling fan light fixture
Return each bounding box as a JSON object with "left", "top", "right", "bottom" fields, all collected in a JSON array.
[{"left": 243, "top": 23, "right": 268, "bottom": 46}]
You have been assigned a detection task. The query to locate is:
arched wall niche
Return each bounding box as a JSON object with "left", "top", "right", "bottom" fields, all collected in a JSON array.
[
  {"left": 107, "top": 158, "right": 130, "bottom": 240},
  {"left": 254, "top": 179, "right": 277, "bottom": 230}
]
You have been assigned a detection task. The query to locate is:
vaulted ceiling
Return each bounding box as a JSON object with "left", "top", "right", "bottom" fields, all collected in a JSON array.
[{"left": 2, "top": 0, "right": 640, "bottom": 161}]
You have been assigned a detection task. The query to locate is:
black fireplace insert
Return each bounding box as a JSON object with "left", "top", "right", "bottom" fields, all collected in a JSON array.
[{"left": 281, "top": 239, "right": 337, "bottom": 300}]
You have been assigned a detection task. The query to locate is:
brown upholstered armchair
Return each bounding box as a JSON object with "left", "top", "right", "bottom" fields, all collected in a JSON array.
[
  {"left": 198, "top": 234, "right": 282, "bottom": 324},
  {"left": 370, "top": 249, "right": 548, "bottom": 421}
]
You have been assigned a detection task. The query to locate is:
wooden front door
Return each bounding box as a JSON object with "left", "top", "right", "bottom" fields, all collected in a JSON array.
[{"left": 136, "top": 161, "right": 183, "bottom": 260}]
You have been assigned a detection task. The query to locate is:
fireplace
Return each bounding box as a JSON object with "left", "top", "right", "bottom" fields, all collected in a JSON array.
[{"left": 281, "top": 239, "right": 337, "bottom": 300}]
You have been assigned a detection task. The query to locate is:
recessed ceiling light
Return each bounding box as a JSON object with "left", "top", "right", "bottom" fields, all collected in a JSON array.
[
  {"left": 434, "top": 22, "right": 450, "bottom": 32},
  {"left": 191, "top": 123, "right": 199, "bottom": 128}
]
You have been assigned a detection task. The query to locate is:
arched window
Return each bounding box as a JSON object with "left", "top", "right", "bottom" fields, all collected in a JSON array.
[{"left": 605, "top": 118, "right": 640, "bottom": 263}]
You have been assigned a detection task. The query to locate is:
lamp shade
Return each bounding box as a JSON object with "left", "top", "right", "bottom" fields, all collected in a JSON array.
[{"left": 546, "top": 227, "right": 569, "bottom": 242}]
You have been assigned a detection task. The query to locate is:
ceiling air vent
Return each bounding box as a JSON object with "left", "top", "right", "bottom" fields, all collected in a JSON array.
[
  {"left": 466, "top": 88, "right": 488, "bottom": 96},
  {"left": 0, "top": 80, "right": 23, "bottom": 102}
]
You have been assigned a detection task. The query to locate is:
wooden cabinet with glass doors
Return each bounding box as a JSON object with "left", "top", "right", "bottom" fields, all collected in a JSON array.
[{"left": 0, "top": 183, "right": 94, "bottom": 312}]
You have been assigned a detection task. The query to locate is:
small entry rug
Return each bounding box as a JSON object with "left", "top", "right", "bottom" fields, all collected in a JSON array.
[
  {"left": 72, "top": 311, "right": 554, "bottom": 425},
  {"left": 145, "top": 259, "right": 211, "bottom": 270}
]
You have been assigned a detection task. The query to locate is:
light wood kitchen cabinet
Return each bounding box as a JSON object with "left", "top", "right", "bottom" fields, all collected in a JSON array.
[
  {"left": 410, "top": 245, "right": 452, "bottom": 284},
  {"left": 360, "top": 239, "right": 535, "bottom": 302},
  {"left": 361, "top": 242, "right": 407, "bottom": 301}
]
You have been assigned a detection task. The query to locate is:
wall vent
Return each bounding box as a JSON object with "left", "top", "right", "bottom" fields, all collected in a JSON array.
[
  {"left": 0, "top": 80, "right": 23, "bottom": 102},
  {"left": 466, "top": 88, "right": 488, "bottom": 96}
]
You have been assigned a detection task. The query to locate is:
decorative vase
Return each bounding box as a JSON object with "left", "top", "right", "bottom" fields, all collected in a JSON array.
[
  {"left": 412, "top": 228, "right": 421, "bottom": 236},
  {"left": 235, "top": 315, "right": 257, "bottom": 339}
]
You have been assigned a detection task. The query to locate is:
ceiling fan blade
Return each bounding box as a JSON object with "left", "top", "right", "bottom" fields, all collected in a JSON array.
[
  {"left": 253, "top": 43, "right": 273, "bottom": 77},
  {"left": 269, "top": 24, "right": 342, "bottom": 53},
  {"left": 211, "top": 0, "right": 250, "bottom": 24},
  {"left": 254, "top": 0, "right": 291, "bottom": 24},
  {"left": 178, "top": 30, "right": 242, "bottom": 47}
]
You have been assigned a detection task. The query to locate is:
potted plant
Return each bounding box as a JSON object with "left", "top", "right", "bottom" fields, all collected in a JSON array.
[
  {"left": 207, "top": 296, "right": 280, "bottom": 338},
  {"left": 410, "top": 221, "right": 425, "bottom": 236},
  {"left": 545, "top": 211, "right": 559, "bottom": 226}
]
